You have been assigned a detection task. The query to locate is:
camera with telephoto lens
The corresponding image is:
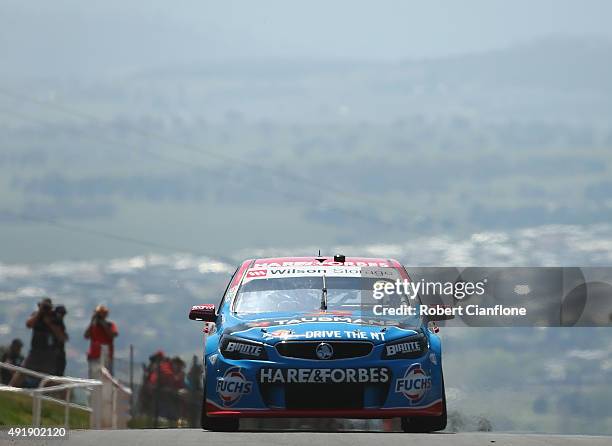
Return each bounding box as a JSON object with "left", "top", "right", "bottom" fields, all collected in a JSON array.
[{"left": 39, "top": 300, "right": 53, "bottom": 314}]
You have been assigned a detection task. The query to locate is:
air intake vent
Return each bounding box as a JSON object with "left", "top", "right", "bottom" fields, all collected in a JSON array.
[{"left": 276, "top": 341, "right": 373, "bottom": 360}]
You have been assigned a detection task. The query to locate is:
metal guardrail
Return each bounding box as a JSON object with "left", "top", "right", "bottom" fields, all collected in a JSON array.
[
  {"left": 0, "top": 361, "right": 102, "bottom": 427},
  {"left": 99, "top": 366, "right": 132, "bottom": 429}
]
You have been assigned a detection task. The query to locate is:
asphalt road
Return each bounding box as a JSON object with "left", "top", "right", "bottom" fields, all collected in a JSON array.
[{"left": 2, "top": 430, "right": 611, "bottom": 446}]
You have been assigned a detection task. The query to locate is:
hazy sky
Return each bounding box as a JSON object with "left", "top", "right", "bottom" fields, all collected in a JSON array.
[{"left": 2, "top": 0, "right": 612, "bottom": 77}]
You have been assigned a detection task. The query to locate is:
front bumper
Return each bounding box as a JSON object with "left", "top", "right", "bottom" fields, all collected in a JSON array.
[{"left": 205, "top": 342, "right": 444, "bottom": 418}]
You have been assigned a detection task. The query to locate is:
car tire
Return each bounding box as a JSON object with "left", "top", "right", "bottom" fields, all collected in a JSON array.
[
  {"left": 201, "top": 378, "right": 239, "bottom": 432},
  {"left": 400, "top": 371, "right": 447, "bottom": 433}
]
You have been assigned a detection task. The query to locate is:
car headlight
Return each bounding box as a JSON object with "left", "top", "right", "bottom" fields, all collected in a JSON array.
[
  {"left": 382, "top": 333, "right": 428, "bottom": 359},
  {"left": 220, "top": 335, "right": 268, "bottom": 360}
]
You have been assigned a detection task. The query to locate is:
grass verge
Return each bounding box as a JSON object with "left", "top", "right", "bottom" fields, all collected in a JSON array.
[{"left": 0, "top": 391, "right": 90, "bottom": 429}]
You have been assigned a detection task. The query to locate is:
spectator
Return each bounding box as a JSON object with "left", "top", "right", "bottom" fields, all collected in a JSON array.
[
  {"left": 140, "top": 352, "right": 199, "bottom": 426},
  {"left": 156, "top": 355, "right": 175, "bottom": 388},
  {"left": 53, "top": 305, "right": 69, "bottom": 376},
  {"left": 170, "top": 357, "right": 186, "bottom": 425},
  {"left": 84, "top": 305, "right": 118, "bottom": 377},
  {"left": 9, "top": 298, "right": 67, "bottom": 387},
  {"left": 1, "top": 338, "right": 24, "bottom": 384},
  {"left": 146, "top": 351, "right": 176, "bottom": 426},
  {"left": 171, "top": 356, "right": 186, "bottom": 390},
  {"left": 139, "top": 351, "right": 165, "bottom": 417}
]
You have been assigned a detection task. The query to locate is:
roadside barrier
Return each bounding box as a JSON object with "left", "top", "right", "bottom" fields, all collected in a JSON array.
[{"left": 0, "top": 361, "right": 131, "bottom": 429}]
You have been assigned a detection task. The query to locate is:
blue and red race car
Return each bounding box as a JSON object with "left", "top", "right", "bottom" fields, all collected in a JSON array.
[{"left": 189, "top": 256, "right": 449, "bottom": 432}]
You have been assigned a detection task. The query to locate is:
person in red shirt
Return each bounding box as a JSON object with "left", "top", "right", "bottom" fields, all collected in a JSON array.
[
  {"left": 171, "top": 356, "right": 186, "bottom": 390},
  {"left": 84, "top": 305, "right": 118, "bottom": 376},
  {"left": 147, "top": 354, "right": 174, "bottom": 388}
]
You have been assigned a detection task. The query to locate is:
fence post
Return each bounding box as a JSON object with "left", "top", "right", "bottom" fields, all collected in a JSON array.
[
  {"left": 32, "top": 393, "right": 41, "bottom": 427},
  {"left": 111, "top": 385, "right": 117, "bottom": 429},
  {"left": 153, "top": 361, "right": 161, "bottom": 428},
  {"left": 101, "top": 345, "right": 108, "bottom": 370},
  {"left": 90, "top": 360, "right": 103, "bottom": 429},
  {"left": 64, "top": 388, "right": 71, "bottom": 427},
  {"left": 129, "top": 344, "right": 134, "bottom": 417}
]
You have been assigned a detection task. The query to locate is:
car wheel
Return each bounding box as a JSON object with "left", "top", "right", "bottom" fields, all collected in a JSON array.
[
  {"left": 400, "top": 372, "right": 447, "bottom": 433},
  {"left": 201, "top": 378, "right": 239, "bottom": 432}
]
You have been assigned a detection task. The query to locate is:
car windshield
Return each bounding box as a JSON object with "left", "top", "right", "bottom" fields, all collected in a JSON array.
[{"left": 233, "top": 276, "right": 414, "bottom": 315}]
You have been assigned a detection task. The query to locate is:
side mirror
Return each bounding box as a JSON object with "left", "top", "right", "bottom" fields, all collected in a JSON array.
[{"left": 189, "top": 304, "right": 216, "bottom": 322}]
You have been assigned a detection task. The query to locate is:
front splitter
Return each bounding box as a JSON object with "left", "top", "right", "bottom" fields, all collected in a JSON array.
[{"left": 206, "top": 399, "right": 443, "bottom": 418}]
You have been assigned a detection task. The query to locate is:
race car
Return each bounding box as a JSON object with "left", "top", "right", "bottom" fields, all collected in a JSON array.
[{"left": 189, "top": 255, "right": 450, "bottom": 432}]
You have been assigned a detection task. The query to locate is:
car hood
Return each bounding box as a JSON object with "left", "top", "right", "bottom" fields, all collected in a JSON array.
[{"left": 221, "top": 311, "right": 421, "bottom": 345}]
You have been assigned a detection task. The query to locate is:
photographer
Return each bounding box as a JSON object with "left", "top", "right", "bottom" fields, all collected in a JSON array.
[
  {"left": 84, "top": 305, "right": 118, "bottom": 377},
  {"left": 9, "top": 297, "right": 67, "bottom": 387},
  {"left": 53, "top": 305, "right": 69, "bottom": 376}
]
